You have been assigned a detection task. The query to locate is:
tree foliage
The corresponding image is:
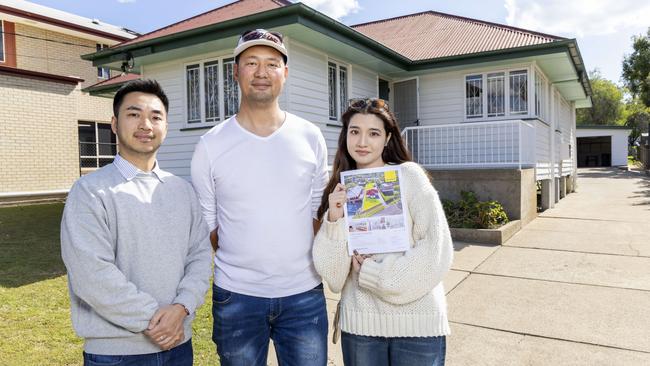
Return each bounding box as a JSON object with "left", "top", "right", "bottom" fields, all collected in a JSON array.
[
  {"left": 576, "top": 70, "right": 624, "bottom": 125},
  {"left": 622, "top": 28, "right": 650, "bottom": 108},
  {"left": 623, "top": 98, "right": 650, "bottom": 145}
]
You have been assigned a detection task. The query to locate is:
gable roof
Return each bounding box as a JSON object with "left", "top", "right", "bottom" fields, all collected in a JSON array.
[
  {"left": 83, "top": 1, "right": 590, "bottom": 102},
  {"left": 352, "top": 11, "right": 564, "bottom": 61},
  {"left": 82, "top": 73, "right": 140, "bottom": 97},
  {"left": 119, "top": 0, "right": 290, "bottom": 47}
]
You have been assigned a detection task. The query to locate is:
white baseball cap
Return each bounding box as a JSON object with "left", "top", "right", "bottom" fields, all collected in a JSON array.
[{"left": 233, "top": 29, "right": 288, "bottom": 62}]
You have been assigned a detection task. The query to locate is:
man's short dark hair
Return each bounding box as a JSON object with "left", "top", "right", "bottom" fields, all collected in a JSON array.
[{"left": 113, "top": 79, "right": 169, "bottom": 118}]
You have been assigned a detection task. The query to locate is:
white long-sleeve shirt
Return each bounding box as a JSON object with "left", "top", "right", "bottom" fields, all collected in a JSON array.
[{"left": 191, "top": 113, "right": 329, "bottom": 297}]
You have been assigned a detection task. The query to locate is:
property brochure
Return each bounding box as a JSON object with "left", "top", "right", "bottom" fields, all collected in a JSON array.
[{"left": 340, "top": 165, "right": 411, "bottom": 255}]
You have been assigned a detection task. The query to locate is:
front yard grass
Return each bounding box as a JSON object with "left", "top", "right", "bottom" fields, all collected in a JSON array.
[{"left": 0, "top": 203, "right": 218, "bottom": 365}]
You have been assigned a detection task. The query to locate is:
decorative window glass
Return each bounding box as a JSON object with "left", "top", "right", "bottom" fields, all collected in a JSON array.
[
  {"left": 96, "top": 44, "right": 110, "bottom": 78},
  {"left": 223, "top": 58, "right": 239, "bottom": 119},
  {"left": 465, "top": 69, "right": 529, "bottom": 120},
  {"left": 339, "top": 66, "right": 348, "bottom": 119},
  {"left": 186, "top": 64, "right": 201, "bottom": 123},
  {"left": 0, "top": 21, "right": 5, "bottom": 62},
  {"left": 204, "top": 61, "right": 219, "bottom": 123},
  {"left": 534, "top": 70, "right": 548, "bottom": 121},
  {"left": 487, "top": 72, "right": 505, "bottom": 117},
  {"left": 328, "top": 61, "right": 349, "bottom": 122},
  {"left": 465, "top": 74, "right": 483, "bottom": 118},
  {"left": 509, "top": 70, "right": 528, "bottom": 115},
  {"left": 328, "top": 62, "right": 337, "bottom": 120},
  {"left": 184, "top": 57, "right": 239, "bottom": 126}
]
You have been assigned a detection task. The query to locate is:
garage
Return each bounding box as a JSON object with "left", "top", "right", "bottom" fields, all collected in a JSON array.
[{"left": 576, "top": 126, "right": 631, "bottom": 167}]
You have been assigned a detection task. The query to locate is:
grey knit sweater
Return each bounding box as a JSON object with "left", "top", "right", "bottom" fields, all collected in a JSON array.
[{"left": 61, "top": 162, "right": 212, "bottom": 355}]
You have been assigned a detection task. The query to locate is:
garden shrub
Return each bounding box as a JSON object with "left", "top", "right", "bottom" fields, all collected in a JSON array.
[{"left": 442, "top": 191, "right": 509, "bottom": 229}]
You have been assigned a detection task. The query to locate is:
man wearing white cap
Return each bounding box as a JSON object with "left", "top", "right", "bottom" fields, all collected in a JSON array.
[{"left": 191, "top": 29, "right": 329, "bottom": 365}]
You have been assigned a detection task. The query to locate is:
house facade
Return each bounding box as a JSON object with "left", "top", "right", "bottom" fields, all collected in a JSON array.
[
  {"left": 0, "top": 0, "right": 136, "bottom": 205},
  {"left": 85, "top": 0, "right": 591, "bottom": 224}
]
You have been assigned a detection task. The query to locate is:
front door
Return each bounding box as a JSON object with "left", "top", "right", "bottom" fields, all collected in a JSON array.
[
  {"left": 392, "top": 79, "right": 419, "bottom": 160},
  {"left": 392, "top": 79, "right": 418, "bottom": 130}
]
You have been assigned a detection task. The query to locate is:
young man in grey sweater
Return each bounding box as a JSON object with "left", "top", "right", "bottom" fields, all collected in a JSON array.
[{"left": 61, "top": 79, "right": 212, "bottom": 365}]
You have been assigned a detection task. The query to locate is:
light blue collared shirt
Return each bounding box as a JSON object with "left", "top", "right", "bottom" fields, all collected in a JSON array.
[{"left": 112, "top": 154, "right": 170, "bottom": 183}]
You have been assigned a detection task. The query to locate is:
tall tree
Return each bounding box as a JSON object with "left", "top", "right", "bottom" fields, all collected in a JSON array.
[
  {"left": 622, "top": 28, "right": 650, "bottom": 107},
  {"left": 576, "top": 70, "right": 624, "bottom": 125},
  {"left": 623, "top": 98, "right": 650, "bottom": 146}
]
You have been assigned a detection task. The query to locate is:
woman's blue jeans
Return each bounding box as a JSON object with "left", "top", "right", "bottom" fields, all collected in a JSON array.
[{"left": 341, "top": 332, "right": 446, "bottom": 366}]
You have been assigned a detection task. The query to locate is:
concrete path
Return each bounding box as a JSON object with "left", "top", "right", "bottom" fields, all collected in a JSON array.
[
  {"left": 270, "top": 167, "right": 650, "bottom": 365},
  {"left": 446, "top": 167, "right": 650, "bottom": 365}
]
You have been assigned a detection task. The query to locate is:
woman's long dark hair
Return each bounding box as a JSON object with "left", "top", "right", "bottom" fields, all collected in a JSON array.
[{"left": 316, "top": 100, "right": 412, "bottom": 220}]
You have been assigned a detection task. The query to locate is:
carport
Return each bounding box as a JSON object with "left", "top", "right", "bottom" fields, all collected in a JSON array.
[{"left": 576, "top": 126, "right": 631, "bottom": 167}]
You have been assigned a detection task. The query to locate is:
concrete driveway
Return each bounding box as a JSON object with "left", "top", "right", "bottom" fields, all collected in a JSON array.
[
  {"left": 271, "top": 167, "right": 650, "bottom": 365},
  {"left": 445, "top": 168, "right": 650, "bottom": 365}
]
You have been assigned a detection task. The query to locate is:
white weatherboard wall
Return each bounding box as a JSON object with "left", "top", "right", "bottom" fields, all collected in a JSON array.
[
  {"left": 144, "top": 39, "right": 380, "bottom": 176},
  {"left": 576, "top": 128, "right": 631, "bottom": 166},
  {"left": 143, "top": 60, "right": 205, "bottom": 179}
]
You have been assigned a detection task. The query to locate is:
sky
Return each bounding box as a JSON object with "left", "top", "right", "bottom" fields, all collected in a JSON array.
[{"left": 23, "top": 0, "right": 650, "bottom": 85}]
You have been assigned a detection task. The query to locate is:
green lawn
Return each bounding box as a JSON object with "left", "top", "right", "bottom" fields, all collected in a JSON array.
[{"left": 0, "top": 203, "right": 219, "bottom": 365}]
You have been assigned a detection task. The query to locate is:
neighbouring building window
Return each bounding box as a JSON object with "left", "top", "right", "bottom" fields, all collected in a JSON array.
[
  {"left": 185, "top": 57, "right": 239, "bottom": 126},
  {"left": 328, "top": 61, "right": 348, "bottom": 121},
  {"left": 465, "top": 69, "right": 529, "bottom": 120},
  {"left": 96, "top": 44, "right": 110, "bottom": 79},
  {"left": 78, "top": 121, "right": 117, "bottom": 169},
  {"left": 0, "top": 21, "right": 5, "bottom": 63}
]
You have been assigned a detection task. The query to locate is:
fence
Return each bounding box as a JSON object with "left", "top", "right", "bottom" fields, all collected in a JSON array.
[{"left": 640, "top": 145, "right": 650, "bottom": 170}]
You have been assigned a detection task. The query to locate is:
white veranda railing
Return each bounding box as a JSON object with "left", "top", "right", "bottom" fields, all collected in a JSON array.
[{"left": 401, "top": 120, "right": 536, "bottom": 169}]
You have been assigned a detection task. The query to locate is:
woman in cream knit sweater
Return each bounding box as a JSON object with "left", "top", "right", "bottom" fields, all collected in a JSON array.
[{"left": 313, "top": 98, "right": 454, "bottom": 366}]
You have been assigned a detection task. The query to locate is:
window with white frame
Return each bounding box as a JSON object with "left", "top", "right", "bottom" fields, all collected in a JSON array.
[
  {"left": 465, "top": 69, "right": 529, "bottom": 120},
  {"left": 465, "top": 74, "right": 483, "bottom": 118},
  {"left": 509, "top": 70, "right": 528, "bottom": 115},
  {"left": 534, "top": 69, "right": 548, "bottom": 121},
  {"left": 487, "top": 72, "right": 505, "bottom": 117},
  {"left": 185, "top": 57, "right": 239, "bottom": 126},
  {"left": 96, "top": 44, "right": 110, "bottom": 79},
  {"left": 328, "top": 61, "right": 348, "bottom": 121}
]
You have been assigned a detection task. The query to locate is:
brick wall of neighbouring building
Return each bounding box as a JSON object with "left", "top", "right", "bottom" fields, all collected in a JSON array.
[
  {"left": 14, "top": 23, "right": 114, "bottom": 89},
  {"left": 0, "top": 73, "right": 80, "bottom": 193},
  {"left": 77, "top": 92, "right": 114, "bottom": 123}
]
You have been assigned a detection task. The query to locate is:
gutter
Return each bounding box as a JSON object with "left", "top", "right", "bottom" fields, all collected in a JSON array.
[
  {"left": 0, "top": 189, "right": 69, "bottom": 198},
  {"left": 0, "top": 65, "right": 83, "bottom": 84}
]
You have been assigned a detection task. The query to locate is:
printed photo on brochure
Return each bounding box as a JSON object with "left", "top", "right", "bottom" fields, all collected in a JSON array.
[{"left": 340, "top": 165, "right": 411, "bottom": 255}]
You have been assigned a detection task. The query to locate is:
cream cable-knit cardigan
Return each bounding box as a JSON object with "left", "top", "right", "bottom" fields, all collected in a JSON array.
[{"left": 313, "top": 162, "right": 454, "bottom": 337}]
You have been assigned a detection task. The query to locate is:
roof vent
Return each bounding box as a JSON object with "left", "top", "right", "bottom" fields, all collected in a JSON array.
[{"left": 92, "top": 19, "right": 100, "bottom": 25}]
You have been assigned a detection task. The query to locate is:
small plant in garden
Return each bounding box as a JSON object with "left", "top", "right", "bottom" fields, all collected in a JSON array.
[{"left": 442, "top": 191, "right": 509, "bottom": 229}]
